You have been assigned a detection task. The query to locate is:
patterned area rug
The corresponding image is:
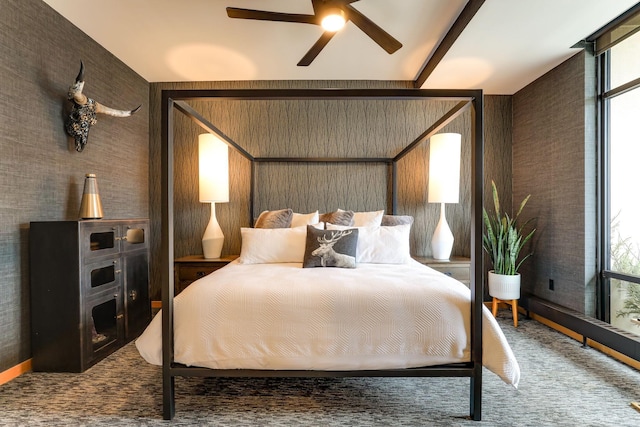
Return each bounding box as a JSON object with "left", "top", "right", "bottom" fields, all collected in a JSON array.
[{"left": 1, "top": 315, "right": 640, "bottom": 426}]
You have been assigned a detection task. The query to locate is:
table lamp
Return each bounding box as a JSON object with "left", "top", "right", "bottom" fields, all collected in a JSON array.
[
  {"left": 199, "top": 133, "right": 229, "bottom": 259},
  {"left": 428, "top": 133, "right": 461, "bottom": 260}
]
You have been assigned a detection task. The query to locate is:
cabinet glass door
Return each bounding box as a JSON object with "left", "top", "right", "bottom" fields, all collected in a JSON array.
[
  {"left": 121, "top": 223, "right": 148, "bottom": 252},
  {"left": 81, "top": 223, "right": 121, "bottom": 258},
  {"left": 85, "top": 293, "right": 124, "bottom": 364}
]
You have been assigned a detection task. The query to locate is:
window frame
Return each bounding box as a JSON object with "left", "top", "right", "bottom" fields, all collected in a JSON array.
[{"left": 598, "top": 34, "right": 640, "bottom": 324}]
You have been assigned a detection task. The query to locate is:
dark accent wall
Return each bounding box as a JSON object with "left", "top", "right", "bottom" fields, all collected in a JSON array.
[
  {"left": 148, "top": 84, "right": 512, "bottom": 300},
  {"left": 484, "top": 96, "right": 513, "bottom": 211},
  {"left": 483, "top": 95, "right": 513, "bottom": 273},
  {"left": 513, "top": 50, "right": 597, "bottom": 315},
  {"left": 0, "top": 1, "right": 149, "bottom": 371}
]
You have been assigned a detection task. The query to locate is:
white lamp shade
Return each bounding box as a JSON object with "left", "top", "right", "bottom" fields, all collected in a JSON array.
[
  {"left": 428, "top": 133, "right": 461, "bottom": 204},
  {"left": 199, "top": 133, "right": 229, "bottom": 203}
]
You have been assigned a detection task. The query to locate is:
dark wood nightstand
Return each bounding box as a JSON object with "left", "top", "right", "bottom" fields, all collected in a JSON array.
[
  {"left": 174, "top": 255, "right": 238, "bottom": 295},
  {"left": 413, "top": 256, "right": 471, "bottom": 287}
]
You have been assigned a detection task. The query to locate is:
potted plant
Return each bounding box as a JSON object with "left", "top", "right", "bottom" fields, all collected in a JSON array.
[{"left": 482, "top": 180, "right": 536, "bottom": 300}]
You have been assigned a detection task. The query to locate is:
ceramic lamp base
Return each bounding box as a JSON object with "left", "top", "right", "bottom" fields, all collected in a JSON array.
[
  {"left": 431, "top": 203, "right": 454, "bottom": 260},
  {"left": 202, "top": 202, "right": 224, "bottom": 259}
]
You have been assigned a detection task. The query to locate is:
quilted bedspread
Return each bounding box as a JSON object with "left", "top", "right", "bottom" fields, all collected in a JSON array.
[{"left": 136, "top": 260, "right": 520, "bottom": 387}]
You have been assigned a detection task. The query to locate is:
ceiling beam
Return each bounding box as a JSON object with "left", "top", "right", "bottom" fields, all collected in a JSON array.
[{"left": 413, "top": 0, "right": 485, "bottom": 88}]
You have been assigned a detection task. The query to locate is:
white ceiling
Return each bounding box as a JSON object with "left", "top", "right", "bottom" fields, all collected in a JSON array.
[{"left": 43, "top": 0, "right": 639, "bottom": 94}]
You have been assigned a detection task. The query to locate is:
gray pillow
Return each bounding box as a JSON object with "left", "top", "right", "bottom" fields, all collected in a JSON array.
[
  {"left": 319, "top": 210, "right": 354, "bottom": 226},
  {"left": 254, "top": 208, "right": 293, "bottom": 228},
  {"left": 381, "top": 215, "right": 414, "bottom": 226},
  {"left": 303, "top": 226, "right": 358, "bottom": 268}
]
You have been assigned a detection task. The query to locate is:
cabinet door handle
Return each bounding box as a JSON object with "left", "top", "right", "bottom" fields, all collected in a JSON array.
[
  {"left": 196, "top": 271, "right": 207, "bottom": 278},
  {"left": 129, "top": 290, "right": 138, "bottom": 301},
  {"left": 116, "top": 314, "right": 124, "bottom": 319}
]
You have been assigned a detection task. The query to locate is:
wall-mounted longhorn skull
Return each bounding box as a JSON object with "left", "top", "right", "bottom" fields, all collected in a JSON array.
[{"left": 65, "top": 61, "right": 141, "bottom": 152}]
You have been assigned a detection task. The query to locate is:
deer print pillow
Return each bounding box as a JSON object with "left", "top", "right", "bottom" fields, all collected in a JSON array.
[{"left": 303, "top": 226, "right": 359, "bottom": 268}]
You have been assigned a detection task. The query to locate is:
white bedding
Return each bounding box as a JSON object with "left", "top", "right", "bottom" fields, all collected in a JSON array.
[{"left": 136, "top": 259, "right": 520, "bottom": 387}]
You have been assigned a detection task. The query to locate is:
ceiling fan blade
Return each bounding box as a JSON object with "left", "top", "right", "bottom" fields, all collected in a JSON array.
[
  {"left": 342, "top": 4, "right": 402, "bottom": 54},
  {"left": 226, "top": 7, "right": 317, "bottom": 25},
  {"left": 297, "top": 31, "right": 336, "bottom": 66}
]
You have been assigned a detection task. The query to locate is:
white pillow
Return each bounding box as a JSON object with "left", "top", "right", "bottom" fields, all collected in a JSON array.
[
  {"left": 290, "top": 210, "right": 320, "bottom": 227},
  {"left": 327, "top": 223, "right": 411, "bottom": 264},
  {"left": 338, "top": 208, "right": 384, "bottom": 227},
  {"left": 239, "top": 226, "right": 307, "bottom": 264}
]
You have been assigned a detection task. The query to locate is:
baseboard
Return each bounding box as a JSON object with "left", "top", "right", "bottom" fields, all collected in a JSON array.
[
  {"left": 526, "top": 310, "right": 640, "bottom": 370},
  {"left": 0, "top": 359, "right": 32, "bottom": 386},
  {"left": 520, "top": 297, "right": 640, "bottom": 371}
]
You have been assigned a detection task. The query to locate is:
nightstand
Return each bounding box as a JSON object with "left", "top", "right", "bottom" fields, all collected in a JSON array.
[
  {"left": 413, "top": 256, "right": 471, "bottom": 287},
  {"left": 174, "top": 255, "right": 238, "bottom": 295}
]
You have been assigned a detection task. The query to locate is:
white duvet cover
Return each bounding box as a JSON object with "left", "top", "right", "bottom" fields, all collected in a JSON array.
[{"left": 136, "top": 260, "right": 520, "bottom": 387}]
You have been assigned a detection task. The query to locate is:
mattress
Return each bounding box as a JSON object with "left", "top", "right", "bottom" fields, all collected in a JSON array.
[{"left": 136, "top": 259, "right": 520, "bottom": 387}]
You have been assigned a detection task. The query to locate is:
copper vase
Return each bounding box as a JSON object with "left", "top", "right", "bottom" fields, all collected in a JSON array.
[{"left": 79, "top": 173, "right": 104, "bottom": 219}]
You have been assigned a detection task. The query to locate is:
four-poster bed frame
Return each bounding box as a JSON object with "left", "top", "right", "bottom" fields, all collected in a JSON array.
[{"left": 160, "top": 88, "right": 484, "bottom": 420}]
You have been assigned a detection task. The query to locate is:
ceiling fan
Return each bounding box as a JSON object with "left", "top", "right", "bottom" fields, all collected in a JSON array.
[{"left": 226, "top": 0, "right": 403, "bottom": 66}]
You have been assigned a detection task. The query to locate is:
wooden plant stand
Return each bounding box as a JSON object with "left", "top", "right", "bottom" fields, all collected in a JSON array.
[{"left": 491, "top": 297, "right": 518, "bottom": 328}]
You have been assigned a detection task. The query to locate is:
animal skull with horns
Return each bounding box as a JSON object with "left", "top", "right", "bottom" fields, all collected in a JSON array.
[{"left": 65, "top": 61, "right": 141, "bottom": 152}]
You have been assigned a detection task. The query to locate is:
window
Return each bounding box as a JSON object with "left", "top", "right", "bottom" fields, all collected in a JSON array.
[{"left": 598, "top": 12, "right": 640, "bottom": 334}]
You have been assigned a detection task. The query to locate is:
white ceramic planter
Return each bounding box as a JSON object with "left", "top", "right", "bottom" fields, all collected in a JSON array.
[{"left": 488, "top": 271, "right": 521, "bottom": 300}]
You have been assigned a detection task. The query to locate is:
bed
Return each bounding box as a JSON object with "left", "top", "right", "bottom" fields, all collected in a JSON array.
[
  {"left": 152, "top": 88, "right": 502, "bottom": 421},
  {"left": 137, "top": 258, "right": 519, "bottom": 384}
]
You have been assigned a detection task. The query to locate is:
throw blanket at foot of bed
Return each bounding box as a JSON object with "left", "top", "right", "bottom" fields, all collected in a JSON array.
[{"left": 136, "top": 260, "right": 520, "bottom": 387}]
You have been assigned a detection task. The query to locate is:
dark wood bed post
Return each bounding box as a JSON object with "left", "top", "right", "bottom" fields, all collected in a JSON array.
[
  {"left": 160, "top": 91, "right": 176, "bottom": 420},
  {"left": 160, "top": 88, "right": 485, "bottom": 421},
  {"left": 469, "top": 90, "right": 484, "bottom": 421}
]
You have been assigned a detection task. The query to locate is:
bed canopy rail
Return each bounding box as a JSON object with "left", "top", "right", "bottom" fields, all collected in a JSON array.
[{"left": 160, "top": 88, "right": 484, "bottom": 420}]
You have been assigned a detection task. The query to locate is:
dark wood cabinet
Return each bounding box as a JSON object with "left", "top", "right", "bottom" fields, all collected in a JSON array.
[
  {"left": 413, "top": 256, "right": 471, "bottom": 287},
  {"left": 29, "top": 219, "right": 150, "bottom": 372},
  {"left": 174, "top": 255, "right": 238, "bottom": 295}
]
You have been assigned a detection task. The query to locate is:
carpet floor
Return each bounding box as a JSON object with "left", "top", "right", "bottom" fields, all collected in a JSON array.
[{"left": 1, "top": 315, "right": 640, "bottom": 426}]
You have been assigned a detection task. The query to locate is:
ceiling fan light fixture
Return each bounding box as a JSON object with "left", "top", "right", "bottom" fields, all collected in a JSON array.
[
  {"left": 321, "top": 8, "right": 346, "bottom": 32},
  {"left": 227, "top": 1, "right": 402, "bottom": 66}
]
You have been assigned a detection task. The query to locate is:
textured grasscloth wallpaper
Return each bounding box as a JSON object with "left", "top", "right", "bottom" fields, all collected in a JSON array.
[
  {"left": 149, "top": 83, "right": 513, "bottom": 300},
  {"left": 513, "top": 51, "right": 597, "bottom": 315},
  {"left": 0, "top": 1, "right": 149, "bottom": 371}
]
